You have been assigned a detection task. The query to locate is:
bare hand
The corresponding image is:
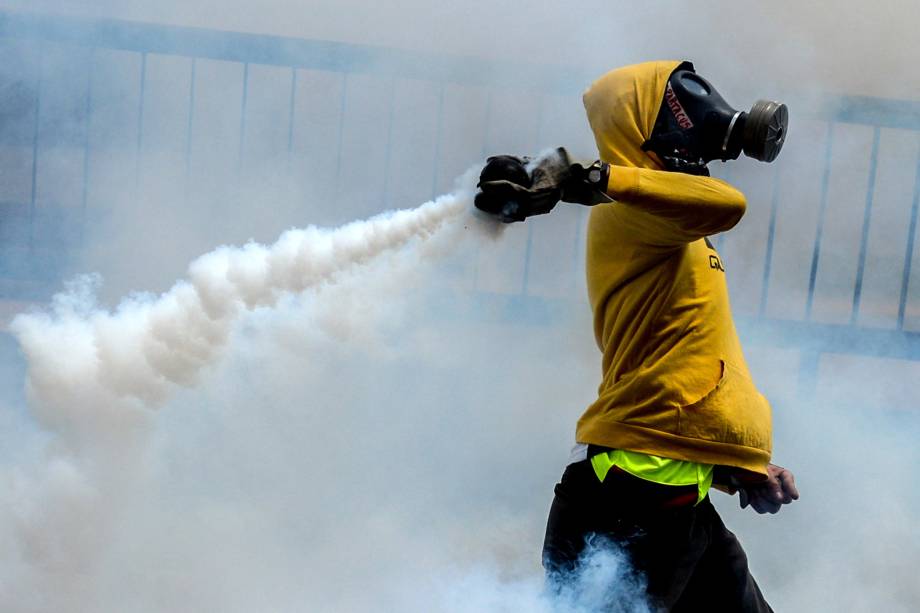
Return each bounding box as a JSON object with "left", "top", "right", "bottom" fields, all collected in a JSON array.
[{"left": 739, "top": 464, "right": 799, "bottom": 514}]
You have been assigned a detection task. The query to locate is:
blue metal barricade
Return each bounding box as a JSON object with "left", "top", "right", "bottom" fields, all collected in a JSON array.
[{"left": 1, "top": 9, "right": 919, "bottom": 386}]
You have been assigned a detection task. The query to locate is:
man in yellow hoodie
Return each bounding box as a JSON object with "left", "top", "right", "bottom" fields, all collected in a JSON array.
[{"left": 477, "top": 61, "right": 798, "bottom": 611}]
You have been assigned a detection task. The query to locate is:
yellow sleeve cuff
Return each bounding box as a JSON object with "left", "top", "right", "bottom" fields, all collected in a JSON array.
[{"left": 606, "top": 165, "right": 641, "bottom": 200}]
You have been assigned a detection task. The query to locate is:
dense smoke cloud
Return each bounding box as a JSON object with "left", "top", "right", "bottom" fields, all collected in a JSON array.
[{"left": 0, "top": 1, "right": 917, "bottom": 612}]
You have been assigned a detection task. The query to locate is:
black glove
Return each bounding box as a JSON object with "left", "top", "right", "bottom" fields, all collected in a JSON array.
[
  {"left": 475, "top": 148, "right": 612, "bottom": 223},
  {"left": 561, "top": 159, "right": 614, "bottom": 206},
  {"left": 474, "top": 153, "right": 559, "bottom": 222}
]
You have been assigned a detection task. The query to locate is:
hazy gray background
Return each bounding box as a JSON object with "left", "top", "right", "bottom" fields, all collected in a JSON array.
[
  {"left": 0, "top": 2, "right": 917, "bottom": 611},
  {"left": 0, "top": 0, "right": 917, "bottom": 100}
]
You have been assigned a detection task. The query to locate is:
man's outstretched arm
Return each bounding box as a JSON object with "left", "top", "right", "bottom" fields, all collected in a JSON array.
[{"left": 604, "top": 165, "right": 747, "bottom": 242}]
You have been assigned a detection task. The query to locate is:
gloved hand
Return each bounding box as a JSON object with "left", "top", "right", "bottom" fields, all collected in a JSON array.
[
  {"left": 475, "top": 148, "right": 612, "bottom": 223},
  {"left": 474, "top": 153, "right": 559, "bottom": 223}
]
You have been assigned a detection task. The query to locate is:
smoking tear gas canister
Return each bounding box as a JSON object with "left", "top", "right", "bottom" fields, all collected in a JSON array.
[{"left": 473, "top": 155, "right": 533, "bottom": 221}]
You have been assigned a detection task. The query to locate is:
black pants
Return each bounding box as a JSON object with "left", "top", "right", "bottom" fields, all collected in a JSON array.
[{"left": 543, "top": 459, "right": 773, "bottom": 612}]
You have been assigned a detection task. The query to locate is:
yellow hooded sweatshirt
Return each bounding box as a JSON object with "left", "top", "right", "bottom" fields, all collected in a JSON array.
[{"left": 576, "top": 61, "right": 772, "bottom": 477}]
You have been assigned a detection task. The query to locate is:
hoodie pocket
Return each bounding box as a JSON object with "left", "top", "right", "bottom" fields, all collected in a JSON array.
[{"left": 677, "top": 360, "right": 771, "bottom": 450}]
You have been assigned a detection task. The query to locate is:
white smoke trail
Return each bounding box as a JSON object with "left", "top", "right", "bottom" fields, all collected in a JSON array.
[
  {"left": 12, "top": 189, "right": 471, "bottom": 447},
  {"left": 1, "top": 181, "right": 497, "bottom": 612}
]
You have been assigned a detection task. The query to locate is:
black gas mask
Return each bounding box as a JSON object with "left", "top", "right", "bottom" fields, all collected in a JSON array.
[{"left": 642, "top": 62, "right": 788, "bottom": 175}]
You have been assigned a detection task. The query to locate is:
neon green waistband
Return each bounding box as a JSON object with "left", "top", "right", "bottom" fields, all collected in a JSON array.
[{"left": 589, "top": 448, "right": 714, "bottom": 505}]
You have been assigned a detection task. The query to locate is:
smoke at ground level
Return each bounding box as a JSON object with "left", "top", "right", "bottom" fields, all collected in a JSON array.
[{"left": 0, "top": 189, "right": 916, "bottom": 611}]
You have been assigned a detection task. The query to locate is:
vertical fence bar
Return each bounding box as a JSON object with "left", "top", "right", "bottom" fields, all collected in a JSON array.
[
  {"left": 571, "top": 207, "right": 587, "bottom": 294},
  {"left": 522, "top": 94, "right": 545, "bottom": 297},
  {"left": 430, "top": 81, "right": 445, "bottom": 200},
  {"left": 521, "top": 224, "right": 534, "bottom": 295},
  {"left": 569, "top": 86, "right": 585, "bottom": 291},
  {"left": 80, "top": 49, "right": 95, "bottom": 249},
  {"left": 521, "top": 223, "right": 535, "bottom": 296},
  {"left": 571, "top": 85, "right": 590, "bottom": 294},
  {"left": 479, "top": 90, "right": 493, "bottom": 159},
  {"left": 806, "top": 121, "right": 835, "bottom": 321},
  {"left": 29, "top": 56, "right": 43, "bottom": 251},
  {"left": 286, "top": 67, "right": 297, "bottom": 166},
  {"left": 533, "top": 94, "right": 545, "bottom": 149},
  {"left": 897, "top": 138, "right": 920, "bottom": 329},
  {"left": 238, "top": 62, "right": 249, "bottom": 173},
  {"left": 184, "top": 57, "right": 197, "bottom": 197},
  {"left": 333, "top": 73, "right": 348, "bottom": 202},
  {"left": 759, "top": 162, "right": 783, "bottom": 318},
  {"left": 851, "top": 126, "right": 881, "bottom": 324},
  {"left": 134, "top": 52, "right": 147, "bottom": 192},
  {"left": 472, "top": 90, "right": 494, "bottom": 293},
  {"left": 380, "top": 77, "right": 397, "bottom": 210}
]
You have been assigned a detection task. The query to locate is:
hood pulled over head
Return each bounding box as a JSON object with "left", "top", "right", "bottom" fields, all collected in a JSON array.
[
  {"left": 583, "top": 61, "right": 788, "bottom": 174},
  {"left": 583, "top": 60, "right": 683, "bottom": 170}
]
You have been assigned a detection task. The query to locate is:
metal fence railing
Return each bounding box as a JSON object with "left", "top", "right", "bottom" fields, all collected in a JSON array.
[
  {"left": 735, "top": 97, "right": 920, "bottom": 394},
  {"left": 2, "top": 10, "right": 920, "bottom": 396},
  {"left": 0, "top": 10, "right": 592, "bottom": 302}
]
